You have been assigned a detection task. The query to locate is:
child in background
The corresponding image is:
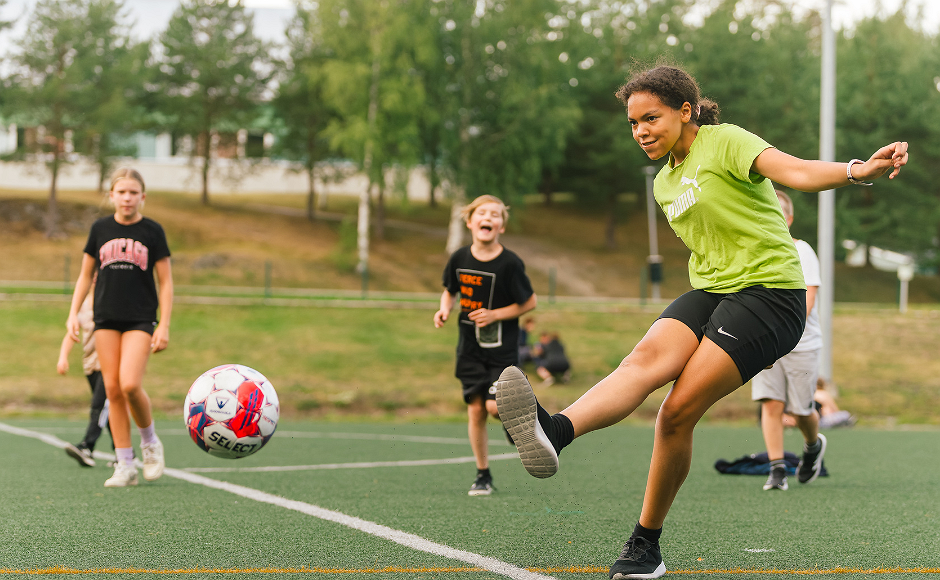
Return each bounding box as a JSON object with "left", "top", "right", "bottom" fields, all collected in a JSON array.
[
  {"left": 67, "top": 167, "right": 173, "bottom": 488},
  {"left": 533, "top": 331, "right": 571, "bottom": 386},
  {"left": 57, "top": 280, "right": 112, "bottom": 467},
  {"left": 751, "top": 190, "right": 826, "bottom": 492},
  {"left": 434, "top": 195, "right": 537, "bottom": 496}
]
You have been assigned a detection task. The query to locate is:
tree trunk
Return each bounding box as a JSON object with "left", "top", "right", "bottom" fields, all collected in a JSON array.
[
  {"left": 427, "top": 159, "right": 438, "bottom": 209},
  {"left": 305, "top": 135, "right": 316, "bottom": 220},
  {"left": 375, "top": 178, "right": 386, "bottom": 241},
  {"left": 306, "top": 162, "right": 316, "bottom": 221},
  {"left": 445, "top": 185, "right": 466, "bottom": 255},
  {"left": 200, "top": 130, "right": 211, "bottom": 205},
  {"left": 45, "top": 147, "right": 61, "bottom": 238},
  {"left": 357, "top": 53, "right": 381, "bottom": 281},
  {"left": 540, "top": 174, "right": 554, "bottom": 206}
]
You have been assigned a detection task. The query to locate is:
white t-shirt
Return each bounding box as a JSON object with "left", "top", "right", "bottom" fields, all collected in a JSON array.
[{"left": 792, "top": 239, "right": 822, "bottom": 353}]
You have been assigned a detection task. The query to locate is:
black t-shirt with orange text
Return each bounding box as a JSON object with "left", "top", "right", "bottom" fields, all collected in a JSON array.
[
  {"left": 83, "top": 216, "right": 171, "bottom": 324},
  {"left": 442, "top": 245, "right": 533, "bottom": 358}
]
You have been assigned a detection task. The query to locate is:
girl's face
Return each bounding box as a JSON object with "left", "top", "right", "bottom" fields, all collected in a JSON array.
[
  {"left": 110, "top": 178, "right": 146, "bottom": 223},
  {"left": 466, "top": 201, "right": 506, "bottom": 244},
  {"left": 627, "top": 92, "right": 692, "bottom": 161}
]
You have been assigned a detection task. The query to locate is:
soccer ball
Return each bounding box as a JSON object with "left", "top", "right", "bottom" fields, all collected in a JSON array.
[{"left": 183, "top": 364, "right": 279, "bottom": 459}]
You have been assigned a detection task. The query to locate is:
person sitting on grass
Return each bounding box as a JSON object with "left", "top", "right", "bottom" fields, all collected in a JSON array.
[
  {"left": 532, "top": 331, "right": 571, "bottom": 386},
  {"left": 57, "top": 279, "right": 113, "bottom": 468}
]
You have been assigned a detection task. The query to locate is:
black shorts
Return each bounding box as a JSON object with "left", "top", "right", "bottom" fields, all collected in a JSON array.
[
  {"left": 455, "top": 347, "right": 518, "bottom": 404},
  {"left": 658, "top": 286, "right": 806, "bottom": 383},
  {"left": 94, "top": 320, "right": 157, "bottom": 335}
]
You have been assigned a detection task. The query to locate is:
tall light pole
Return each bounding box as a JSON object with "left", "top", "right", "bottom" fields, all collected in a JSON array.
[
  {"left": 644, "top": 165, "right": 662, "bottom": 301},
  {"left": 818, "top": 0, "right": 836, "bottom": 382}
]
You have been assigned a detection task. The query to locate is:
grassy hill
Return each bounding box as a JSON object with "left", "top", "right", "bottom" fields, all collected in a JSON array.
[
  {"left": 2, "top": 188, "right": 939, "bottom": 426},
  {"left": 3, "top": 188, "right": 939, "bottom": 304}
]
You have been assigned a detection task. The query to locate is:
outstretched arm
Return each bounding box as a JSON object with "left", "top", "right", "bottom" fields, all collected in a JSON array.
[{"left": 753, "top": 141, "right": 908, "bottom": 192}]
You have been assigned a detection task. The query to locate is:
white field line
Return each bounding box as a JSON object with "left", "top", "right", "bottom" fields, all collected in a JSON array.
[
  {"left": 0, "top": 421, "right": 551, "bottom": 580},
  {"left": 182, "top": 452, "right": 520, "bottom": 473},
  {"left": 17, "top": 426, "right": 513, "bottom": 447}
]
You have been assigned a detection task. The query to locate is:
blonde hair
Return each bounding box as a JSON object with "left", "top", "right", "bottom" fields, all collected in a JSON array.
[
  {"left": 460, "top": 195, "right": 509, "bottom": 222},
  {"left": 110, "top": 167, "right": 146, "bottom": 192},
  {"left": 775, "top": 189, "right": 793, "bottom": 221}
]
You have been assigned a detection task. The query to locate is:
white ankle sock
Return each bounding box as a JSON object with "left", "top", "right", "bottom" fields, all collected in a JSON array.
[
  {"left": 115, "top": 447, "right": 135, "bottom": 466},
  {"left": 139, "top": 424, "right": 157, "bottom": 446}
]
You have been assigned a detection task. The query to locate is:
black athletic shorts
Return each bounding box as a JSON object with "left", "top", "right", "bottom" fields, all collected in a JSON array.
[
  {"left": 94, "top": 320, "right": 157, "bottom": 335},
  {"left": 658, "top": 286, "right": 806, "bottom": 383},
  {"left": 455, "top": 347, "right": 518, "bottom": 404}
]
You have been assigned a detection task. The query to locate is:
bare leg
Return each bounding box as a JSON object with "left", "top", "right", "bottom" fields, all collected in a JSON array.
[
  {"left": 467, "top": 396, "right": 489, "bottom": 470},
  {"left": 639, "top": 338, "right": 743, "bottom": 529},
  {"left": 794, "top": 409, "right": 820, "bottom": 446},
  {"left": 118, "top": 331, "right": 154, "bottom": 429},
  {"left": 561, "top": 319, "right": 700, "bottom": 437},
  {"left": 760, "top": 399, "right": 786, "bottom": 461},
  {"left": 95, "top": 330, "right": 131, "bottom": 449}
]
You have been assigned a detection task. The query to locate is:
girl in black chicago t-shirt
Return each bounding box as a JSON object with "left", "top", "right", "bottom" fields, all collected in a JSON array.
[{"left": 66, "top": 168, "right": 174, "bottom": 488}]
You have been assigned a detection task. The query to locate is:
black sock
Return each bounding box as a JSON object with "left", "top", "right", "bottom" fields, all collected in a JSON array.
[
  {"left": 477, "top": 468, "right": 491, "bottom": 478},
  {"left": 535, "top": 405, "right": 574, "bottom": 454},
  {"left": 633, "top": 522, "right": 662, "bottom": 544},
  {"left": 805, "top": 438, "right": 821, "bottom": 453}
]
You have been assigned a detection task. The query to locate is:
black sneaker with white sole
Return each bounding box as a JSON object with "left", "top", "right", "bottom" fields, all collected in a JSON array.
[
  {"left": 797, "top": 433, "right": 827, "bottom": 484},
  {"left": 763, "top": 465, "right": 789, "bottom": 491},
  {"left": 468, "top": 472, "right": 494, "bottom": 496},
  {"left": 65, "top": 443, "right": 95, "bottom": 468},
  {"left": 609, "top": 535, "right": 666, "bottom": 579},
  {"left": 495, "top": 366, "right": 558, "bottom": 479}
]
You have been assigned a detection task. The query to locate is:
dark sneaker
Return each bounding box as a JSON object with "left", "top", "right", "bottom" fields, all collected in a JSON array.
[
  {"left": 468, "top": 472, "right": 494, "bottom": 496},
  {"left": 763, "top": 465, "right": 789, "bottom": 491},
  {"left": 65, "top": 443, "right": 95, "bottom": 468},
  {"left": 797, "top": 433, "right": 827, "bottom": 484},
  {"left": 495, "top": 366, "right": 558, "bottom": 479},
  {"left": 502, "top": 424, "right": 515, "bottom": 446},
  {"left": 609, "top": 535, "right": 666, "bottom": 579}
]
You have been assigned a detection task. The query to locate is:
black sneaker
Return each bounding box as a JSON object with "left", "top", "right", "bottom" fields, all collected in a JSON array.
[
  {"left": 797, "top": 433, "right": 827, "bottom": 484},
  {"left": 609, "top": 535, "right": 666, "bottom": 579},
  {"left": 495, "top": 366, "right": 558, "bottom": 479},
  {"left": 763, "top": 465, "right": 788, "bottom": 491},
  {"left": 468, "top": 472, "right": 494, "bottom": 496},
  {"left": 502, "top": 424, "right": 515, "bottom": 445},
  {"left": 65, "top": 443, "right": 95, "bottom": 468}
]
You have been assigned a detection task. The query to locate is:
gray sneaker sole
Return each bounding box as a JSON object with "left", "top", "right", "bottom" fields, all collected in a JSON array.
[
  {"left": 495, "top": 366, "right": 558, "bottom": 479},
  {"left": 611, "top": 560, "right": 666, "bottom": 579},
  {"left": 65, "top": 444, "right": 95, "bottom": 468}
]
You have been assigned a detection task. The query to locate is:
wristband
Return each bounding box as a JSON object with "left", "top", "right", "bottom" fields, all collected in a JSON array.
[{"left": 847, "top": 159, "right": 873, "bottom": 186}]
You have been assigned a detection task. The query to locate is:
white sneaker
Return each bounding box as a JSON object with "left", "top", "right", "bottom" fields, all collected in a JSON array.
[
  {"left": 140, "top": 437, "right": 165, "bottom": 481},
  {"left": 104, "top": 463, "right": 139, "bottom": 487}
]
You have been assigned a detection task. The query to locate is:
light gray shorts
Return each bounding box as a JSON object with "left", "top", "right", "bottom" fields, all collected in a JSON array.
[{"left": 751, "top": 349, "right": 819, "bottom": 416}]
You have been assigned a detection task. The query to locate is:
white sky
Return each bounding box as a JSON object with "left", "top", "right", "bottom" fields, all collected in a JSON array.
[{"left": 0, "top": 0, "right": 936, "bottom": 52}]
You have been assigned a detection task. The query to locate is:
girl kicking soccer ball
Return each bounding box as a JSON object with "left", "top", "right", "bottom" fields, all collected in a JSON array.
[
  {"left": 67, "top": 168, "right": 174, "bottom": 487},
  {"left": 496, "top": 64, "right": 907, "bottom": 579}
]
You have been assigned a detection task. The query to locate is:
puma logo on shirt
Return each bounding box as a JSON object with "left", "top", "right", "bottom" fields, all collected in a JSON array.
[{"left": 667, "top": 165, "right": 702, "bottom": 222}]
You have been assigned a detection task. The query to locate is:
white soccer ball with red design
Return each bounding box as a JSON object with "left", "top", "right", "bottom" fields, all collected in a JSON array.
[{"left": 183, "top": 364, "right": 279, "bottom": 459}]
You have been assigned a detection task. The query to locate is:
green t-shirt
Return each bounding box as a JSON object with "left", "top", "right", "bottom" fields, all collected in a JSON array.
[{"left": 654, "top": 124, "right": 805, "bottom": 293}]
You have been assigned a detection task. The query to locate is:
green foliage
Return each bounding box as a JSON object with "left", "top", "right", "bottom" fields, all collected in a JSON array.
[
  {"left": 3, "top": 0, "right": 143, "bottom": 210},
  {"left": 152, "top": 0, "right": 271, "bottom": 204},
  {"left": 269, "top": 1, "right": 336, "bottom": 218},
  {"left": 3, "top": 0, "right": 939, "bottom": 262}
]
